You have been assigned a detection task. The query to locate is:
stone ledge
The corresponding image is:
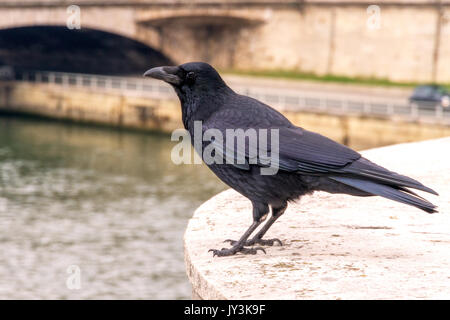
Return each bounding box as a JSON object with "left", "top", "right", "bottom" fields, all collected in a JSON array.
[{"left": 184, "top": 137, "right": 450, "bottom": 299}]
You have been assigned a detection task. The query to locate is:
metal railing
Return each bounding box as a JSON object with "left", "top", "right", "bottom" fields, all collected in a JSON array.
[
  {"left": 15, "top": 70, "right": 450, "bottom": 125},
  {"left": 17, "top": 70, "right": 177, "bottom": 100}
]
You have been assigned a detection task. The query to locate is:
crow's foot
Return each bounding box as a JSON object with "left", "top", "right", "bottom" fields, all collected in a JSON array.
[
  {"left": 208, "top": 246, "right": 266, "bottom": 257},
  {"left": 224, "top": 238, "right": 282, "bottom": 247}
]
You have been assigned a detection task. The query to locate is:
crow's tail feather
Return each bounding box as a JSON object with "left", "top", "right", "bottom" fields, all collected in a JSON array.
[
  {"left": 329, "top": 176, "right": 438, "bottom": 213},
  {"left": 343, "top": 158, "right": 439, "bottom": 196}
]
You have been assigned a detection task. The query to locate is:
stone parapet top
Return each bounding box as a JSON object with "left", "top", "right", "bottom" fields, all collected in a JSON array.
[{"left": 184, "top": 137, "right": 450, "bottom": 299}]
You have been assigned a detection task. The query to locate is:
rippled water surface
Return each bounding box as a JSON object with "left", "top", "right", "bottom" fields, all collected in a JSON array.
[{"left": 0, "top": 115, "right": 226, "bottom": 299}]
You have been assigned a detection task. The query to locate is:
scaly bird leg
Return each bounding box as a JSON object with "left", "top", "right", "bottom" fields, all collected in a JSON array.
[
  {"left": 209, "top": 202, "right": 269, "bottom": 257},
  {"left": 224, "top": 202, "right": 287, "bottom": 247}
]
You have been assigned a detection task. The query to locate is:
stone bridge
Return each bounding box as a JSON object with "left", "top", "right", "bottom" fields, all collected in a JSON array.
[{"left": 1, "top": 0, "right": 450, "bottom": 82}]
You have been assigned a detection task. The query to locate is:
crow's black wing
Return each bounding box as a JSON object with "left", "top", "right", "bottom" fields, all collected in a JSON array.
[
  {"left": 202, "top": 122, "right": 437, "bottom": 195},
  {"left": 276, "top": 128, "right": 436, "bottom": 195},
  {"left": 203, "top": 97, "right": 359, "bottom": 170},
  {"left": 276, "top": 127, "right": 361, "bottom": 172},
  {"left": 202, "top": 119, "right": 360, "bottom": 171}
]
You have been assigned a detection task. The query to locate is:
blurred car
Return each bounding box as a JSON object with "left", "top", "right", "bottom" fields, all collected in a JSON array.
[{"left": 409, "top": 85, "right": 450, "bottom": 111}]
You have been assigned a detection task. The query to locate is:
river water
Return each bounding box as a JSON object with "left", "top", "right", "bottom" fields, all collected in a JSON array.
[{"left": 0, "top": 115, "right": 226, "bottom": 299}]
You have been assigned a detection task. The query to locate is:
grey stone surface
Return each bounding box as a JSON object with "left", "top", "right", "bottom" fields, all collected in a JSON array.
[{"left": 184, "top": 137, "right": 450, "bottom": 299}]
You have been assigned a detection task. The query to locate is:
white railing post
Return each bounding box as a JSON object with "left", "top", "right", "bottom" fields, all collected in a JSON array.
[
  {"left": 320, "top": 97, "right": 326, "bottom": 112},
  {"left": 280, "top": 95, "right": 287, "bottom": 111},
  {"left": 106, "top": 78, "right": 112, "bottom": 90},
  {"left": 411, "top": 103, "right": 418, "bottom": 120},
  {"left": 62, "top": 74, "right": 69, "bottom": 87},
  {"left": 436, "top": 105, "right": 443, "bottom": 122},
  {"left": 387, "top": 102, "right": 394, "bottom": 116},
  {"left": 342, "top": 100, "right": 348, "bottom": 115},
  {"left": 76, "top": 74, "right": 82, "bottom": 88},
  {"left": 301, "top": 97, "right": 307, "bottom": 109},
  {"left": 48, "top": 73, "right": 54, "bottom": 84}
]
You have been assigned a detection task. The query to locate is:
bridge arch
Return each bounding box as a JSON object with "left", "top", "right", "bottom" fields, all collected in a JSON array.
[
  {"left": 0, "top": 25, "right": 173, "bottom": 75},
  {"left": 0, "top": 5, "right": 268, "bottom": 69}
]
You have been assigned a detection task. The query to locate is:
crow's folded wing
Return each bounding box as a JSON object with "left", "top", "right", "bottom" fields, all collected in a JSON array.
[
  {"left": 202, "top": 125, "right": 360, "bottom": 172},
  {"left": 275, "top": 127, "right": 361, "bottom": 172},
  {"left": 203, "top": 125, "right": 437, "bottom": 195}
]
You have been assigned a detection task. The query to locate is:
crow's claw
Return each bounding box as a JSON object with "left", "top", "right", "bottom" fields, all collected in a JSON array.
[{"left": 209, "top": 246, "right": 266, "bottom": 257}]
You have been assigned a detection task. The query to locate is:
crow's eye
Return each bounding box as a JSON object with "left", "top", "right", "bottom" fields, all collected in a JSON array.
[{"left": 186, "top": 71, "right": 196, "bottom": 84}]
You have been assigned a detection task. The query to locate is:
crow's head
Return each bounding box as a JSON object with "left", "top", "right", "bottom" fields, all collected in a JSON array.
[{"left": 143, "top": 62, "right": 230, "bottom": 100}]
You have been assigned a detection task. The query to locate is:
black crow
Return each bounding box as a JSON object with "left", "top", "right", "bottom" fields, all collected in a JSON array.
[{"left": 144, "top": 62, "right": 438, "bottom": 257}]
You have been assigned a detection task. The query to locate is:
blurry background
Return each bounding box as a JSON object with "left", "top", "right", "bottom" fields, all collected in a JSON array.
[{"left": 0, "top": 0, "right": 450, "bottom": 299}]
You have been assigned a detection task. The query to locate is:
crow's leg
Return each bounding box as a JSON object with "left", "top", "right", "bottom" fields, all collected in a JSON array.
[
  {"left": 247, "top": 202, "right": 287, "bottom": 246},
  {"left": 224, "top": 202, "right": 287, "bottom": 247},
  {"left": 209, "top": 201, "right": 269, "bottom": 257}
]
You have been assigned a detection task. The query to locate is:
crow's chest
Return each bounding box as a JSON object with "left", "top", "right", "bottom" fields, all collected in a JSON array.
[{"left": 205, "top": 163, "right": 315, "bottom": 204}]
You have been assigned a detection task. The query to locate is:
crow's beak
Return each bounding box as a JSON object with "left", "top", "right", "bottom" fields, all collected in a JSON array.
[{"left": 143, "top": 66, "right": 181, "bottom": 85}]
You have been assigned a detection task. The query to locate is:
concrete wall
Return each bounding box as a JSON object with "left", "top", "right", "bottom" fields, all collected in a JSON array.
[
  {"left": 0, "top": 82, "right": 182, "bottom": 132},
  {"left": 2, "top": 81, "right": 450, "bottom": 150},
  {"left": 0, "top": 1, "right": 450, "bottom": 82},
  {"left": 0, "top": 0, "right": 450, "bottom": 82},
  {"left": 232, "top": 5, "right": 446, "bottom": 83},
  {"left": 0, "top": 6, "right": 138, "bottom": 42}
]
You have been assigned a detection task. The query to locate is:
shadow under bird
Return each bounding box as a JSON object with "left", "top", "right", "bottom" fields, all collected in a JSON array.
[{"left": 144, "top": 62, "right": 438, "bottom": 257}]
